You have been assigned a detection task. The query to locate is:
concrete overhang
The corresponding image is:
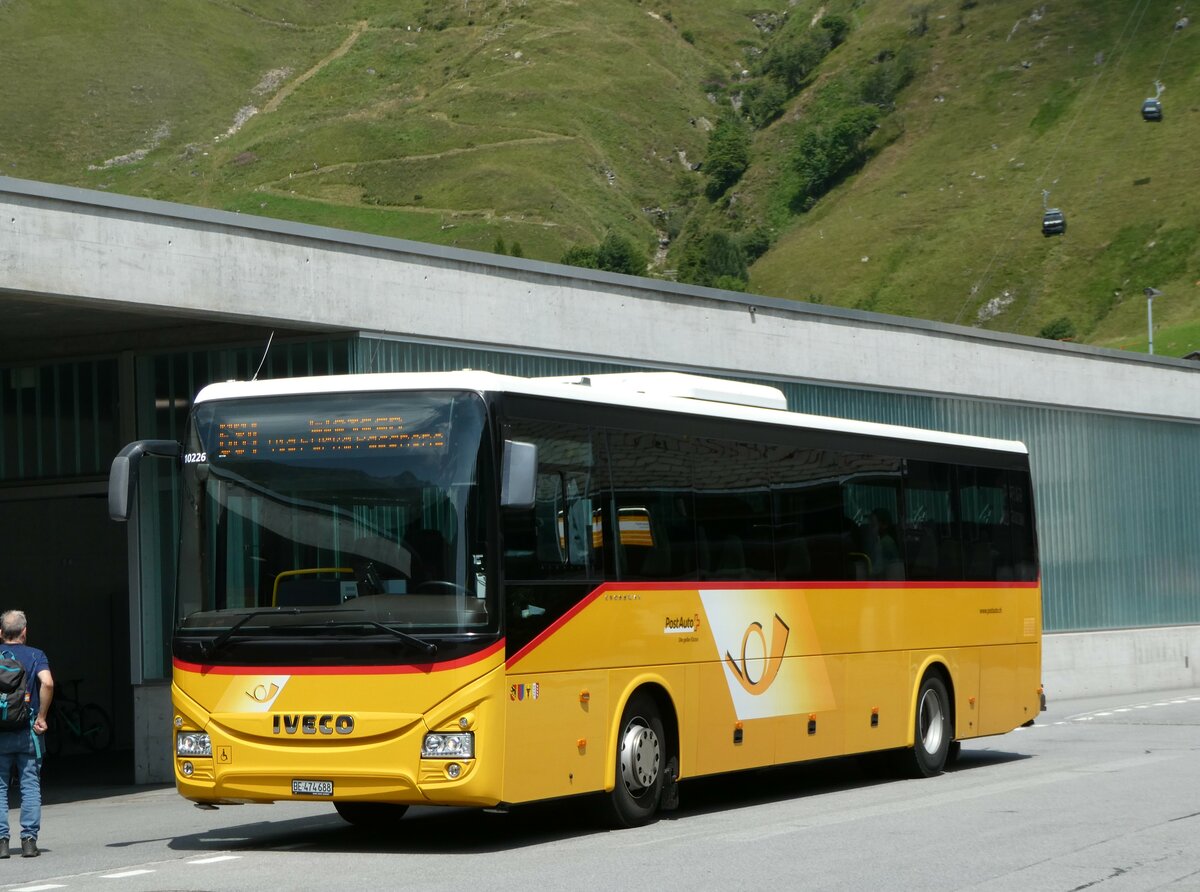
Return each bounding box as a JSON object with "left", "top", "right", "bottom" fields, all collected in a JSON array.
[{"left": 2, "top": 176, "right": 1196, "bottom": 423}]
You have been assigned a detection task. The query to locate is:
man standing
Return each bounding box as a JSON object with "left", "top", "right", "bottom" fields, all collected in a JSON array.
[{"left": 0, "top": 610, "right": 53, "bottom": 858}]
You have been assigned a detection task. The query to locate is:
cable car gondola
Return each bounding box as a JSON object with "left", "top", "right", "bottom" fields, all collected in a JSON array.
[{"left": 1041, "top": 208, "right": 1066, "bottom": 237}]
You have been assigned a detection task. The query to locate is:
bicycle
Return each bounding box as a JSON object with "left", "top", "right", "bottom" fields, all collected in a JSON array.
[{"left": 46, "top": 679, "right": 113, "bottom": 755}]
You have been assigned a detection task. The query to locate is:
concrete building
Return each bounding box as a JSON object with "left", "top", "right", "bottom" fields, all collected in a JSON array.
[{"left": 2, "top": 176, "right": 1198, "bottom": 783}]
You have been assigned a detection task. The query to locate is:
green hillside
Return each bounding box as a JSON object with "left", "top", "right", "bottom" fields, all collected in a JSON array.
[{"left": 1, "top": 0, "right": 1196, "bottom": 354}]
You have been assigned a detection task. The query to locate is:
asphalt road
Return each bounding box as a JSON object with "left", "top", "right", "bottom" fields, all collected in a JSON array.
[{"left": 5, "top": 687, "right": 1200, "bottom": 891}]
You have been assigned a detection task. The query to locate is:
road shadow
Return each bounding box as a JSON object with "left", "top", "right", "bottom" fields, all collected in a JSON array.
[
  {"left": 158, "top": 745, "right": 1034, "bottom": 856},
  {"left": 34, "top": 749, "right": 173, "bottom": 806}
]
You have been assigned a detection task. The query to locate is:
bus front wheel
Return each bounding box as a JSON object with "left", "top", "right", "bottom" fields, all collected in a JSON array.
[
  {"left": 908, "top": 674, "right": 952, "bottom": 778},
  {"left": 606, "top": 692, "right": 666, "bottom": 828},
  {"left": 334, "top": 802, "right": 409, "bottom": 827}
]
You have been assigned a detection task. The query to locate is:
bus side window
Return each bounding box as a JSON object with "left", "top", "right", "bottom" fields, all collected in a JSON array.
[
  {"left": 694, "top": 437, "right": 773, "bottom": 581},
  {"left": 1005, "top": 468, "right": 1039, "bottom": 581},
  {"left": 769, "top": 445, "right": 852, "bottom": 581},
  {"left": 502, "top": 420, "right": 604, "bottom": 582},
  {"left": 903, "top": 460, "right": 960, "bottom": 581},
  {"left": 605, "top": 429, "right": 697, "bottom": 581}
]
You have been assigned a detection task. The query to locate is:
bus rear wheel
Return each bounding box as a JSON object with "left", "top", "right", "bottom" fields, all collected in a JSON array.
[
  {"left": 908, "top": 674, "right": 952, "bottom": 778},
  {"left": 606, "top": 692, "right": 665, "bottom": 828},
  {"left": 333, "top": 802, "right": 409, "bottom": 827}
]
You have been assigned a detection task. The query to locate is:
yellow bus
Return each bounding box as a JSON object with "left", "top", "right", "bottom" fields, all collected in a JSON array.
[{"left": 109, "top": 370, "right": 1042, "bottom": 827}]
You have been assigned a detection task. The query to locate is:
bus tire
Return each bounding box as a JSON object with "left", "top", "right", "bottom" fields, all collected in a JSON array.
[
  {"left": 908, "top": 673, "right": 951, "bottom": 778},
  {"left": 606, "top": 692, "right": 665, "bottom": 828},
  {"left": 333, "top": 802, "right": 409, "bottom": 827}
]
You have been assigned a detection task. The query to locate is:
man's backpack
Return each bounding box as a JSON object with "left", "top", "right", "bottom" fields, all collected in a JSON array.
[{"left": 0, "top": 650, "right": 31, "bottom": 731}]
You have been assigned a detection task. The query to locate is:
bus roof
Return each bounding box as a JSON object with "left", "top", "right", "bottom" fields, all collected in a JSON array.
[{"left": 193, "top": 370, "right": 1028, "bottom": 456}]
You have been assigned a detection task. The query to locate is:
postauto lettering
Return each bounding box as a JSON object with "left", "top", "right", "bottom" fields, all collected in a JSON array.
[{"left": 272, "top": 714, "right": 355, "bottom": 735}]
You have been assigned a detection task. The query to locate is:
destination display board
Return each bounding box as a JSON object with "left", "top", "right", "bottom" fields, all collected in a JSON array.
[{"left": 214, "top": 416, "right": 447, "bottom": 460}]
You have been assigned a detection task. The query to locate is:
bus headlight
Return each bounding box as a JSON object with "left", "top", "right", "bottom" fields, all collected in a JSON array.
[
  {"left": 177, "top": 731, "right": 212, "bottom": 757},
  {"left": 422, "top": 731, "right": 474, "bottom": 759}
]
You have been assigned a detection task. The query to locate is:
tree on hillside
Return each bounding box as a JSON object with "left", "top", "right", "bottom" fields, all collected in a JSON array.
[
  {"left": 792, "top": 105, "right": 881, "bottom": 211},
  {"left": 743, "top": 78, "right": 789, "bottom": 129},
  {"left": 704, "top": 116, "right": 751, "bottom": 200},
  {"left": 596, "top": 232, "right": 648, "bottom": 275},
  {"left": 819, "top": 15, "right": 850, "bottom": 48},
  {"left": 560, "top": 233, "right": 647, "bottom": 276},
  {"left": 762, "top": 29, "right": 833, "bottom": 93},
  {"left": 677, "top": 229, "right": 748, "bottom": 288},
  {"left": 858, "top": 47, "right": 917, "bottom": 109},
  {"left": 560, "top": 245, "right": 599, "bottom": 269}
]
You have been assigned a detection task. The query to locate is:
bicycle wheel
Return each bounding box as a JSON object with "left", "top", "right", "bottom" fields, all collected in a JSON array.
[{"left": 77, "top": 703, "right": 113, "bottom": 752}]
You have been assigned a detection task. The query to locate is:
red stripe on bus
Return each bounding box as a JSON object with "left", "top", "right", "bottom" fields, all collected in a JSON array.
[
  {"left": 173, "top": 638, "right": 505, "bottom": 676},
  {"left": 505, "top": 585, "right": 611, "bottom": 670}
]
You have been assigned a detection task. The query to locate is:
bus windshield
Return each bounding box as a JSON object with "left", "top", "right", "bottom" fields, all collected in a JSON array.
[{"left": 174, "top": 390, "right": 494, "bottom": 654}]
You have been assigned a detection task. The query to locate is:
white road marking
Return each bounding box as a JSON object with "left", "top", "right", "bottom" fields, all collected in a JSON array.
[
  {"left": 102, "top": 869, "right": 155, "bottom": 878},
  {"left": 1064, "top": 695, "right": 1200, "bottom": 722},
  {"left": 190, "top": 854, "right": 242, "bottom": 864},
  {"left": 13, "top": 885, "right": 68, "bottom": 892}
]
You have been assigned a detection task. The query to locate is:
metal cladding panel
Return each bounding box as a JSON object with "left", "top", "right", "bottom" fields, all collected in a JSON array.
[{"left": 779, "top": 381, "right": 1200, "bottom": 633}]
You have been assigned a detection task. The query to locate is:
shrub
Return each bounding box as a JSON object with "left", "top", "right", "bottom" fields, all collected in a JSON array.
[
  {"left": 595, "top": 232, "right": 648, "bottom": 275},
  {"left": 762, "top": 30, "right": 832, "bottom": 93},
  {"left": 704, "top": 116, "right": 751, "bottom": 199},
  {"left": 678, "top": 229, "right": 748, "bottom": 287},
  {"left": 740, "top": 226, "right": 772, "bottom": 262},
  {"left": 820, "top": 15, "right": 850, "bottom": 47},
  {"left": 792, "top": 105, "right": 882, "bottom": 209},
  {"left": 1038, "top": 318, "right": 1076, "bottom": 341},
  {"left": 560, "top": 245, "right": 599, "bottom": 269},
  {"left": 743, "top": 78, "right": 788, "bottom": 129}
]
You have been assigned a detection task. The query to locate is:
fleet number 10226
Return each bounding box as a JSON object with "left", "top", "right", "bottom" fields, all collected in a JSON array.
[{"left": 183, "top": 452, "right": 207, "bottom": 464}]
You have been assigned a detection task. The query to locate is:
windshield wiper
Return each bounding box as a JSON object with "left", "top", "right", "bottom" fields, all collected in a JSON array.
[
  {"left": 322, "top": 620, "right": 437, "bottom": 655},
  {"left": 204, "top": 608, "right": 303, "bottom": 657},
  {"left": 201, "top": 609, "right": 437, "bottom": 658}
]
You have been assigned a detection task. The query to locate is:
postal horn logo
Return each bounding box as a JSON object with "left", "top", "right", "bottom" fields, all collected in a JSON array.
[
  {"left": 246, "top": 683, "right": 280, "bottom": 703},
  {"left": 724, "top": 614, "right": 790, "bottom": 695}
]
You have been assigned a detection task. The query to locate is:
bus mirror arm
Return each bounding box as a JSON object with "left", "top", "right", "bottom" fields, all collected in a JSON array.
[
  {"left": 108, "top": 439, "right": 183, "bottom": 522},
  {"left": 500, "top": 440, "right": 537, "bottom": 510}
]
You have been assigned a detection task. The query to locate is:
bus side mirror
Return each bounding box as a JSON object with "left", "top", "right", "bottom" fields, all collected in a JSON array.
[
  {"left": 108, "top": 440, "right": 183, "bottom": 521},
  {"left": 500, "top": 440, "right": 537, "bottom": 510}
]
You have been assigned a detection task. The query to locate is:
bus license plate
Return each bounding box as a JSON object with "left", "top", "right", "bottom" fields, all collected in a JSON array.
[{"left": 292, "top": 779, "right": 333, "bottom": 796}]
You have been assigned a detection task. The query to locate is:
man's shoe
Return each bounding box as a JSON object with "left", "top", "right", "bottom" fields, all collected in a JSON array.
[
  {"left": 20, "top": 837, "right": 37, "bottom": 858},
  {"left": 0, "top": 838, "right": 9, "bottom": 858}
]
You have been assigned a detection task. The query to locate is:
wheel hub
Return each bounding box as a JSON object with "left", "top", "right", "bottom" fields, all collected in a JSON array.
[
  {"left": 919, "top": 689, "right": 944, "bottom": 754},
  {"left": 619, "top": 719, "right": 661, "bottom": 793}
]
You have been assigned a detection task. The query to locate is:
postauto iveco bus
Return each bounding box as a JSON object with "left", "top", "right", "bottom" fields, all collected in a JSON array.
[{"left": 109, "top": 370, "right": 1042, "bottom": 827}]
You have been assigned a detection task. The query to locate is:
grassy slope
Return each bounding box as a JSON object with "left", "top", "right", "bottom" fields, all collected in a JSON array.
[
  {"left": 1, "top": 0, "right": 1197, "bottom": 353},
  {"left": 0, "top": 0, "right": 771, "bottom": 258},
  {"left": 748, "top": 0, "right": 1200, "bottom": 353}
]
